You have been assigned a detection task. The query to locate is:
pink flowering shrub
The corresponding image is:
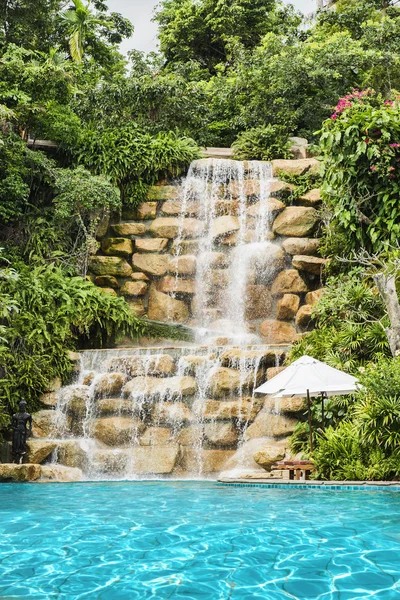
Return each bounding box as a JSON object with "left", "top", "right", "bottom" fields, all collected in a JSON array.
[{"left": 319, "top": 90, "right": 400, "bottom": 251}]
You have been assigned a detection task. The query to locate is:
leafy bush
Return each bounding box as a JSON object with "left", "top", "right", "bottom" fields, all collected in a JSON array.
[
  {"left": 319, "top": 90, "right": 400, "bottom": 253},
  {"left": 232, "top": 125, "right": 293, "bottom": 161}
]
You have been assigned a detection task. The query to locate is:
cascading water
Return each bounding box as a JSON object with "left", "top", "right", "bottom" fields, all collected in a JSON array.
[{"left": 42, "top": 159, "right": 293, "bottom": 480}]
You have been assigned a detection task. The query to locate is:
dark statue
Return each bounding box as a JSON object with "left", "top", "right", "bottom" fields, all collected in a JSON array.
[{"left": 10, "top": 401, "right": 32, "bottom": 464}]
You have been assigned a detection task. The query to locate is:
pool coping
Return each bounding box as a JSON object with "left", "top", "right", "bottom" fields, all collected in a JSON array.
[{"left": 218, "top": 479, "right": 400, "bottom": 491}]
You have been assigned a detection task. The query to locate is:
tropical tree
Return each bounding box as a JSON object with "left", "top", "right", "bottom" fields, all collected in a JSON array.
[{"left": 60, "top": 0, "right": 111, "bottom": 62}]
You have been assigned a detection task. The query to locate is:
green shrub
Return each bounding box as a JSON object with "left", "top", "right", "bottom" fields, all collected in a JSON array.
[{"left": 232, "top": 125, "right": 293, "bottom": 161}]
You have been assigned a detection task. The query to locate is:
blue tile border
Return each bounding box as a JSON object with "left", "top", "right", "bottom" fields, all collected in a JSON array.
[{"left": 218, "top": 482, "right": 400, "bottom": 492}]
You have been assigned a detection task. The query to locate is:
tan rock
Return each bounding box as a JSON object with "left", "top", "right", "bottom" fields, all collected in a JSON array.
[
  {"left": 267, "top": 366, "right": 286, "bottom": 379},
  {"left": 135, "top": 202, "right": 157, "bottom": 220},
  {"left": 162, "top": 200, "right": 199, "bottom": 216},
  {"left": 124, "top": 376, "right": 196, "bottom": 399},
  {"left": 102, "top": 238, "right": 133, "bottom": 257},
  {"left": 168, "top": 255, "right": 197, "bottom": 275},
  {"left": 272, "top": 158, "right": 320, "bottom": 177},
  {"left": 90, "top": 449, "right": 128, "bottom": 474},
  {"left": 305, "top": 288, "right": 326, "bottom": 306},
  {"left": 148, "top": 286, "right": 189, "bottom": 322},
  {"left": 39, "top": 392, "right": 58, "bottom": 408},
  {"left": 253, "top": 446, "right": 286, "bottom": 471},
  {"left": 207, "top": 367, "right": 241, "bottom": 398},
  {"left": 211, "top": 215, "right": 240, "bottom": 239},
  {"left": 204, "top": 422, "right": 239, "bottom": 447},
  {"left": 99, "top": 287, "right": 117, "bottom": 296},
  {"left": 57, "top": 441, "right": 89, "bottom": 470},
  {"left": 108, "top": 354, "right": 176, "bottom": 377},
  {"left": 272, "top": 207, "right": 318, "bottom": 237},
  {"left": 135, "top": 238, "right": 169, "bottom": 253},
  {"left": 245, "top": 285, "right": 273, "bottom": 320},
  {"left": 40, "top": 465, "right": 83, "bottom": 482},
  {"left": 171, "top": 240, "right": 199, "bottom": 255},
  {"left": 88, "top": 256, "right": 132, "bottom": 277},
  {"left": 132, "top": 253, "right": 169, "bottom": 277},
  {"left": 147, "top": 185, "right": 178, "bottom": 201},
  {"left": 46, "top": 377, "right": 62, "bottom": 393},
  {"left": 95, "top": 212, "right": 110, "bottom": 239},
  {"left": 271, "top": 270, "right": 308, "bottom": 295},
  {"left": 299, "top": 188, "right": 321, "bottom": 206},
  {"left": 127, "top": 299, "right": 145, "bottom": 317},
  {"left": 270, "top": 180, "right": 295, "bottom": 198},
  {"left": 140, "top": 427, "right": 173, "bottom": 446},
  {"left": 247, "top": 198, "right": 285, "bottom": 217},
  {"left": 202, "top": 398, "right": 263, "bottom": 422},
  {"left": 296, "top": 304, "right": 314, "bottom": 329},
  {"left": 96, "top": 398, "right": 134, "bottom": 416},
  {"left": 0, "top": 464, "right": 41, "bottom": 482},
  {"left": 158, "top": 276, "right": 195, "bottom": 295},
  {"left": 222, "top": 438, "right": 289, "bottom": 472},
  {"left": 179, "top": 448, "right": 235, "bottom": 473},
  {"left": 128, "top": 446, "right": 180, "bottom": 474},
  {"left": 94, "top": 416, "right": 145, "bottom": 446},
  {"left": 94, "top": 275, "right": 119, "bottom": 288},
  {"left": 277, "top": 294, "right": 300, "bottom": 320},
  {"left": 260, "top": 320, "right": 297, "bottom": 344},
  {"left": 32, "top": 410, "right": 58, "bottom": 438},
  {"left": 264, "top": 396, "right": 305, "bottom": 414},
  {"left": 292, "top": 255, "right": 328, "bottom": 275},
  {"left": 178, "top": 425, "right": 204, "bottom": 446},
  {"left": 131, "top": 272, "right": 149, "bottom": 281},
  {"left": 219, "top": 348, "right": 280, "bottom": 368},
  {"left": 178, "top": 355, "right": 210, "bottom": 375},
  {"left": 245, "top": 412, "right": 298, "bottom": 439},
  {"left": 94, "top": 373, "right": 128, "bottom": 397},
  {"left": 149, "top": 218, "right": 203, "bottom": 239},
  {"left": 282, "top": 237, "right": 321, "bottom": 256},
  {"left": 111, "top": 222, "right": 147, "bottom": 236},
  {"left": 27, "top": 440, "right": 57, "bottom": 464},
  {"left": 206, "top": 270, "right": 230, "bottom": 288},
  {"left": 120, "top": 281, "right": 147, "bottom": 297},
  {"left": 153, "top": 401, "right": 194, "bottom": 424},
  {"left": 198, "top": 252, "right": 228, "bottom": 268}
]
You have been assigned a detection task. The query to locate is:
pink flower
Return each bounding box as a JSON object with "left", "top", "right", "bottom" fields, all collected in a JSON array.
[
  {"left": 390, "top": 143, "right": 400, "bottom": 148},
  {"left": 370, "top": 166, "right": 377, "bottom": 171}
]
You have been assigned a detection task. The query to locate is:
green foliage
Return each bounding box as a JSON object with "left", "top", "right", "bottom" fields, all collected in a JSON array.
[
  {"left": 290, "top": 271, "right": 390, "bottom": 372},
  {"left": 319, "top": 91, "right": 400, "bottom": 253},
  {"left": 276, "top": 169, "right": 323, "bottom": 202},
  {"left": 232, "top": 125, "right": 293, "bottom": 161},
  {"left": 78, "top": 123, "right": 200, "bottom": 206}
]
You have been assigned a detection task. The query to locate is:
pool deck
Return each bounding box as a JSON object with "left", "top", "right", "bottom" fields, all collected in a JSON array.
[{"left": 218, "top": 477, "right": 400, "bottom": 491}]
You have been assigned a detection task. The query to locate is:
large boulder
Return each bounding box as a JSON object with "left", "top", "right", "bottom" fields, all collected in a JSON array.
[
  {"left": 207, "top": 367, "right": 241, "bottom": 398},
  {"left": 56, "top": 441, "right": 89, "bottom": 470},
  {"left": 204, "top": 422, "right": 239, "bottom": 447},
  {"left": 282, "top": 237, "right": 321, "bottom": 256},
  {"left": 135, "top": 202, "right": 157, "bottom": 220},
  {"left": 120, "top": 281, "right": 148, "bottom": 297},
  {"left": 197, "top": 252, "right": 228, "bottom": 268},
  {"left": 32, "top": 410, "right": 58, "bottom": 438},
  {"left": 0, "top": 464, "right": 41, "bottom": 482},
  {"left": 153, "top": 402, "right": 194, "bottom": 424},
  {"left": 94, "top": 373, "right": 128, "bottom": 397},
  {"left": 211, "top": 215, "right": 240, "bottom": 239},
  {"left": 179, "top": 448, "right": 235, "bottom": 473},
  {"left": 111, "top": 222, "right": 146, "bottom": 236},
  {"left": 108, "top": 354, "right": 176, "bottom": 377},
  {"left": 27, "top": 440, "right": 57, "bottom": 464},
  {"left": 140, "top": 427, "right": 173, "bottom": 446},
  {"left": 147, "top": 185, "right": 178, "bottom": 201},
  {"left": 296, "top": 304, "right": 314, "bottom": 329},
  {"left": 298, "top": 188, "right": 321, "bottom": 206},
  {"left": 202, "top": 398, "right": 263, "bottom": 422},
  {"left": 40, "top": 465, "right": 83, "bottom": 482},
  {"left": 168, "top": 255, "right": 197, "bottom": 275},
  {"left": 253, "top": 445, "right": 286, "bottom": 471},
  {"left": 245, "top": 285, "right": 273, "bottom": 320},
  {"left": 162, "top": 200, "right": 199, "bottom": 217},
  {"left": 264, "top": 396, "right": 305, "bottom": 414},
  {"left": 245, "top": 412, "right": 298, "bottom": 439},
  {"left": 272, "top": 207, "right": 318, "bottom": 237},
  {"left": 292, "top": 255, "right": 329, "bottom": 275},
  {"left": 101, "top": 238, "right": 133, "bottom": 257},
  {"left": 305, "top": 288, "right": 326, "bottom": 306},
  {"left": 123, "top": 376, "right": 197, "bottom": 399},
  {"left": 94, "top": 275, "right": 119, "bottom": 288},
  {"left": 247, "top": 198, "right": 285, "bottom": 218},
  {"left": 219, "top": 348, "right": 279, "bottom": 368},
  {"left": 178, "top": 425, "right": 204, "bottom": 446},
  {"left": 88, "top": 256, "right": 132, "bottom": 277},
  {"left": 277, "top": 294, "right": 300, "bottom": 320},
  {"left": 131, "top": 253, "right": 169, "bottom": 277},
  {"left": 271, "top": 158, "right": 320, "bottom": 177},
  {"left": 158, "top": 276, "right": 196, "bottom": 295},
  {"left": 127, "top": 299, "right": 145, "bottom": 317},
  {"left": 269, "top": 180, "right": 295, "bottom": 198},
  {"left": 222, "top": 438, "right": 289, "bottom": 473},
  {"left": 96, "top": 398, "right": 134, "bottom": 416},
  {"left": 271, "top": 270, "right": 308, "bottom": 295},
  {"left": 149, "top": 218, "right": 203, "bottom": 239},
  {"left": 148, "top": 286, "right": 189, "bottom": 322},
  {"left": 135, "top": 238, "right": 169, "bottom": 253},
  {"left": 127, "top": 446, "right": 180, "bottom": 474},
  {"left": 260, "top": 320, "right": 298, "bottom": 344},
  {"left": 93, "top": 416, "right": 145, "bottom": 446},
  {"left": 39, "top": 392, "right": 58, "bottom": 408},
  {"left": 91, "top": 449, "right": 128, "bottom": 475}
]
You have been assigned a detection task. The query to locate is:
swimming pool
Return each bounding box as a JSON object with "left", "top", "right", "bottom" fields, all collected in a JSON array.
[{"left": 1, "top": 481, "right": 400, "bottom": 599}]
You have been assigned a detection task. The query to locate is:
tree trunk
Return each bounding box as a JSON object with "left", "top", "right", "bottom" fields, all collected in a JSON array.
[{"left": 373, "top": 272, "right": 400, "bottom": 357}]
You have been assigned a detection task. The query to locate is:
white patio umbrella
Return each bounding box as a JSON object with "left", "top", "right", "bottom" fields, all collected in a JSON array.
[{"left": 254, "top": 355, "right": 360, "bottom": 451}]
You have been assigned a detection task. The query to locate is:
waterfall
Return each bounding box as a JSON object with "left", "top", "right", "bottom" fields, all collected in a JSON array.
[{"left": 41, "top": 159, "right": 294, "bottom": 480}]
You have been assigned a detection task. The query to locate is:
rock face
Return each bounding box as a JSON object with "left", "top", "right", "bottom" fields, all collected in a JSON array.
[
  {"left": 245, "top": 412, "right": 298, "bottom": 439},
  {"left": 94, "top": 417, "right": 145, "bottom": 447},
  {"left": 149, "top": 218, "right": 203, "bottom": 239},
  {"left": 204, "top": 422, "right": 239, "bottom": 446},
  {"left": 148, "top": 286, "right": 189, "bottom": 322},
  {"left": 123, "top": 376, "right": 197, "bottom": 399},
  {"left": 273, "top": 207, "right": 318, "bottom": 237},
  {"left": 27, "top": 440, "right": 57, "bottom": 464},
  {"left": 102, "top": 238, "right": 133, "bottom": 257},
  {"left": 40, "top": 465, "right": 83, "bottom": 482},
  {"left": 271, "top": 270, "right": 308, "bottom": 295},
  {"left": 292, "top": 255, "right": 328, "bottom": 275},
  {"left": 132, "top": 253, "right": 169, "bottom": 277},
  {"left": 128, "top": 446, "right": 180, "bottom": 474},
  {"left": 277, "top": 294, "right": 300, "bottom": 320},
  {"left": 260, "top": 320, "right": 298, "bottom": 344},
  {"left": 0, "top": 464, "right": 41, "bottom": 482},
  {"left": 207, "top": 367, "right": 241, "bottom": 398},
  {"left": 211, "top": 216, "right": 240, "bottom": 239},
  {"left": 88, "top": 256, "right": 132, "bottom": 277},
  {"left": 168, "top": 255, "right": 197, "bottom": 275},
  {"left": 282, "top": 238, "right": 321, "bottom": 256}
]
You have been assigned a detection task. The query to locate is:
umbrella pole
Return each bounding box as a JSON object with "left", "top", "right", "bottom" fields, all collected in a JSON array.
[
  {"left": 321, "top": 393, "right": 325, "bottom": 431},
  {"left": 307, "top": 389, "right": 313, "bottom": 453}
]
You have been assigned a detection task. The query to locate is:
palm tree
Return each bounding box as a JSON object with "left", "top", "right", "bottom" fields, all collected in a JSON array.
[{"left": 60, "top": 0, "right": 109, "bottom": 62}]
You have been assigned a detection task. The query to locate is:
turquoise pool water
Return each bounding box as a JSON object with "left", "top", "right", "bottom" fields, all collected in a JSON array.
[{"left": 1, "top": 482, "right": 400, "bottom": 599}]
